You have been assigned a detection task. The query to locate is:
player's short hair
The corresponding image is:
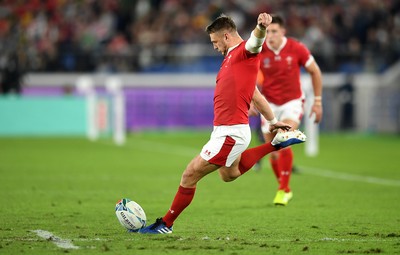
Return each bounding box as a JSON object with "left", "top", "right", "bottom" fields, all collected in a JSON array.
[
  {"left": 205, "top": 14, "right": 237, "bottom": 34},
  {"left": 271, "top": 14, "right": 285, "bottom": 27}
]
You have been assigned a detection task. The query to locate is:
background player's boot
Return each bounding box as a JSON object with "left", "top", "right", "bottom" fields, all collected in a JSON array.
[{"left": 273, "top": 190, "right": 293, "bottom": 206}]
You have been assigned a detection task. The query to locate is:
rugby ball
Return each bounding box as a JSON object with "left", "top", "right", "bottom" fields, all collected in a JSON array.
[{"left": 115, "top": 198, "right": 146, "bottom": 232}]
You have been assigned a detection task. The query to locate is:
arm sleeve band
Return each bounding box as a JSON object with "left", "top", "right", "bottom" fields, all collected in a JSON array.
[{"left": 245, "top": 31, "right": 265, "bottom": 54}]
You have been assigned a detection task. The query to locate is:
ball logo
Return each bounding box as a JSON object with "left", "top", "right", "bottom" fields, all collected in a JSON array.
[
  {"left": 120, "top": 211, "right": 135, "bottom": 229},
  {"left": 115, "top": 198, "right": 146, "bottom": 231}
]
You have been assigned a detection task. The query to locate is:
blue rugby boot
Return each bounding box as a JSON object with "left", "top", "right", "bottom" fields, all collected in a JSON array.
[
  {"left": 271, "top": 130, "right": 306, "bottom": 149},
  {"left": 139, "top": 218, "right": 173, "bottom": 234}
]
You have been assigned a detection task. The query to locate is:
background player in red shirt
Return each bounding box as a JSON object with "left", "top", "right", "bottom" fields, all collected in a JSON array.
[
  {"left": 139, "top": 13, "right": 306, "bottom": 234},
  {"left": 257, "top": 15, "right": 323, "bottom": 206}
]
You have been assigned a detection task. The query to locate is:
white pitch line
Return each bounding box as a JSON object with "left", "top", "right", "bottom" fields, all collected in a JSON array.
[
  {"left": 299, "top": 166, "right": 400, "bottom": 187},
  {"left": 32, "top": 230, "right": 79, "bottom": 249}
]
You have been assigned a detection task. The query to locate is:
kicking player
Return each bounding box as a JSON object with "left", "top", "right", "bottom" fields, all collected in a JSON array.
[{"left": 138, "top": 13, "right": 306, "bottom": 234}]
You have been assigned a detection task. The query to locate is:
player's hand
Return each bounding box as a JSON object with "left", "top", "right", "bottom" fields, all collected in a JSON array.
[
  {"left": 257, "top": 13, "right": 272, "bottom": 29},
  {"left": 310, "top": 104, "right": 323, "bottom": 123},
  {"left": 269, "top": 121, "right": 291, "bottom": 133}
]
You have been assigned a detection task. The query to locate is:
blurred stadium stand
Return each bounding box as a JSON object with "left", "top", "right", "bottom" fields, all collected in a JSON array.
[
  {"left": 0, "top": 0, "right": 399, "bottom": 74},
  {"left": 0, "top": 0, "right": 399, "bottom": 134}
]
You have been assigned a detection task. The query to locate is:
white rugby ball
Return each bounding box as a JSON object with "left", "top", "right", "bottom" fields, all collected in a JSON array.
[{"left": 115, "top": 198, "right": 146, "bottom": 232}]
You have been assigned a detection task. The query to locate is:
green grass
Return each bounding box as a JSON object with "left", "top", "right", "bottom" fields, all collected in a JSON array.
[{"left": 0, "top": 131, "right": 399, "bottom": 254}]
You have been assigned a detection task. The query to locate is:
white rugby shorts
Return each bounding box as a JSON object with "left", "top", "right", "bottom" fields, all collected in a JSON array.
[
  {"left": 200, "top": 124, "right": 251, "bottom": 167},
  {"left": 261, "top": 98, "right": 304, "bottom": 134}
]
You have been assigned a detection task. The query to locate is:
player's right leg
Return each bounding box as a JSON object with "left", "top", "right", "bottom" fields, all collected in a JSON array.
[
  {"left": 140, "top": 155, "right": 219, "bottom": 234},
  {"left": 140, "top": 125, "right": 243, "bottom": 234}
]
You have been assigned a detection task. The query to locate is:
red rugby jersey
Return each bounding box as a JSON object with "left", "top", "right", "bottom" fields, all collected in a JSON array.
[
  {"left": 213, "top": 41, "right": 260, "bottom": 126},
  {"left": 259, "top": 37, "right": 313, "bottom": 105}
]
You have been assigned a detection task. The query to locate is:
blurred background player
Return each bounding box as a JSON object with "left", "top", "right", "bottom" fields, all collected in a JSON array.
[{"left": 258, "top": 15, "right": 323, "bottom": 206}]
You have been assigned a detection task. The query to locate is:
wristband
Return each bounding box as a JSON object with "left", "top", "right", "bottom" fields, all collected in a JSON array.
[
  {"left": 257, "top": 24, "right": 266, "bottom": 31},
  {"left": 314, "top": 96, "right": 322, "bottom": 100},
  {"left": 268, "top": 117, "right": 278, "bottom": 125}
]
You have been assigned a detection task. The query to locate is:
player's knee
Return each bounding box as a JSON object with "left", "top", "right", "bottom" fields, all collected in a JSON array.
[
  {"left": 219, "top": 172, "right": 240, "bottom": 182},
  {"left": 220, "top": 175, "right": 235, "bottom": 182},
  {"left": 181, "top": 171, "right": 198, "bottom": 187},
  {"left": 181, "top": 170, "right": 193, "bottom": 181}
]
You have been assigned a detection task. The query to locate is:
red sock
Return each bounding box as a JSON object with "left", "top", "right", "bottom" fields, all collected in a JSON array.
[
  {"left": 162, "top": 185, "right": 196, "bottom": 227},
  {"left": 278, "top": 148, "right": 293, "bottom": 192},
  {"left": 269, "top": 153, "right": 281, "bottom": 183},
  {"left": 239, "top": 143, "right": 277, "bottom": 175}
]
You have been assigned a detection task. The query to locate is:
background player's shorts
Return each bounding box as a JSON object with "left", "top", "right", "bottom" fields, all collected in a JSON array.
[
  {"left": 200, "top": 124, "right": 251, "bottom": 167},
  {"left": 261, "top": 98, "right": 304, "bottom": 134}
]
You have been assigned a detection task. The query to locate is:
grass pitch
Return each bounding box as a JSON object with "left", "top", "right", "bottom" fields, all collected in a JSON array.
[{"left": 0, "top": 131, "right": 399, "bottom": 254}]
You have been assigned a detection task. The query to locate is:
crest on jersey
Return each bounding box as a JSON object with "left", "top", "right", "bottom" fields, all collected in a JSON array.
[{"left": 286, "top": 56, "right": 293, "bottom": 66}]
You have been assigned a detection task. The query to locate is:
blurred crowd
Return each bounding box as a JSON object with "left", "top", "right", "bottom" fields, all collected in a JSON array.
[{"left": 0, "top": 0, "right": 399, "bottom": 88}]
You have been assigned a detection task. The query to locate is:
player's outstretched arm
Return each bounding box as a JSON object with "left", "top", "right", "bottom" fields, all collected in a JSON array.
[{"left": 245, "top": 13, "right": 272, "bottom": 53}]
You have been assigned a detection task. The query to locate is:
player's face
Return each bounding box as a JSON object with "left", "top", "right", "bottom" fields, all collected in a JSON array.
[
  {"left": 266, "top": 23, "right": 285, "bottom": 49},
  {"left": 209, "top": 32, "right": 229, "bottom": 56}
]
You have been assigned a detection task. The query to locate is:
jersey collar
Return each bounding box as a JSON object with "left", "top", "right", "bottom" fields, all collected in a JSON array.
[
  {"left": 267, "top": 36, "right": 287, "bottom": 55},
  {"left": 226, "top": 42, "right": 241, "bottom": 55}
]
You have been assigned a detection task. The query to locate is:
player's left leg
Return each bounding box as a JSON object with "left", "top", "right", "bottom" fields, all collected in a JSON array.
[
  {"left": 219, "top": 129, "right": 306, "bottom": 180},
  {"left": 219, "top": 143, "right": 285, "bottom": 181}
]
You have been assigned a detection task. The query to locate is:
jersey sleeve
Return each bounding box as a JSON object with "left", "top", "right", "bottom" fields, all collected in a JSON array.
[{"left": 296, "top": 41, "right": 313, "bottom": 67}]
